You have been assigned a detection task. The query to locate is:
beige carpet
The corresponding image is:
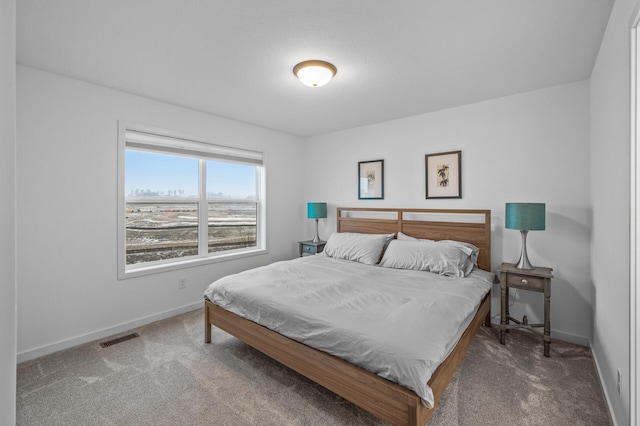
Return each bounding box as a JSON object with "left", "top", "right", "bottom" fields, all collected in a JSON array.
[{"left": 17, "top": 309, "right": 611, "bottom": 425}]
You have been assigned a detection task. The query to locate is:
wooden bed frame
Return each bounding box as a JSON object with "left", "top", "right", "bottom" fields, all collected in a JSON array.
[{"left": 205, "top": 208, "right": 492, "bottom": 425}]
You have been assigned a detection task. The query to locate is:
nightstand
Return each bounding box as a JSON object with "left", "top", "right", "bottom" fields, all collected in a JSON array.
[
  {"left": 298, "top": 240, "right": 326, "bottom": 257},
  {"left": 498, "top": 262, "right": 554, "bottom": 357}
]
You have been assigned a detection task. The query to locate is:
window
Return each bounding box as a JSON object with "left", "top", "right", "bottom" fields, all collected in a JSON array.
[{"left": 118, "top": 123, "right": 265, "bottom": 278}]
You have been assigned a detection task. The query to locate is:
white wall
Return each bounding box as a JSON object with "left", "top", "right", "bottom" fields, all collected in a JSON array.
[
  {"left": 16, "top": 66, "right": 305, "bottom": 360},
  {"left": 0, "top": 0, "right": 16, "bottom": 423},
  {"left": 305, "top": 81, "right": 592, "bottom": 345},
  {"left": 590, "top": 0, "right": 636, "bottom": 424}
]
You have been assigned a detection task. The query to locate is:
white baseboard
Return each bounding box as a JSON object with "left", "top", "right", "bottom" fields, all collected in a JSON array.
[
  {"left": 590, "top": 340, "right": 618, "bottom": 426},
  {"left": 550, "top": 329, "right": 590, "bottom": 347},
  {"left": 17, "top": 301, "right": 202, "bottom": 363}
]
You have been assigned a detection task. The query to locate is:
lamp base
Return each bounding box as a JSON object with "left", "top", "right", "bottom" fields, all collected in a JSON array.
[
  {"left": 515, "top": 230, "right": 535, "bottom": 270},
  {"left": 312, "top": 218, "right": 323, "bottom": 243}
]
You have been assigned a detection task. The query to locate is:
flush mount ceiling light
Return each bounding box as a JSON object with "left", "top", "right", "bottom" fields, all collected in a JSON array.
[{"left": 293, "top": 60, "right": 337, "bottom": 87}]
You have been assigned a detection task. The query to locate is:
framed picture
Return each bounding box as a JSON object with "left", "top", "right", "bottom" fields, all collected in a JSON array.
[
  {"left": 358, "top": 159, "right": 384, "bottom": 200},
  {"left": 425, "top": 150, "right": 461, "bottom": 199}
]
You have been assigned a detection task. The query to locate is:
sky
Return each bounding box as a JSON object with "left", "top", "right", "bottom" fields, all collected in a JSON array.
[{"left": 125, "top": 150, "right": 257, "bottom": 199}]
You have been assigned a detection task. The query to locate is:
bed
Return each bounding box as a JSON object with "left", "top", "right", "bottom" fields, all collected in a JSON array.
[{"left": 204, "top": 207, "right": 492, "bottom": 425}]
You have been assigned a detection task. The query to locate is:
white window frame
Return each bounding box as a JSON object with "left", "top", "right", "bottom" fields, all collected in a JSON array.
[
  {"left": 117, "top": 121, "right": 266, "bottom": 279},
  {"left": 631, "top": 8, "right": 640, "bottom": 424}
]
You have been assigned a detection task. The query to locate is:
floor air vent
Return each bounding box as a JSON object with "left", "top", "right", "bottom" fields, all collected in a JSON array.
[{"left": 99, "top": 332, "right": 140, "bottom": 348}]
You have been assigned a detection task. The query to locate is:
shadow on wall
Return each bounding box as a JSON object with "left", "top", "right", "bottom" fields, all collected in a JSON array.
[{"left": 543, "top": 211, "right": 593, "bottom": 341}]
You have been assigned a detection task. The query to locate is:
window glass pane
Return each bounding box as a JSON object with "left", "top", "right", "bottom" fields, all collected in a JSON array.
[
  {"left": 126, "top": 203, "right": 198, "bottom": 264},
  {"left": 208, "top": 202, "right": 257, "bottom": 253},
  {"left": 206, "top": 161, "right": 256, "bottom": 199},
  {"left": 126, "top": 150, "right": 198, "bottom": 198}
]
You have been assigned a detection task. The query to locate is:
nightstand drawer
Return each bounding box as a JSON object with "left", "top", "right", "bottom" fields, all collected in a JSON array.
[
  {"left": 506, "top": 273, "right": 545, "bottom": 291},
  {"left": 298, "top": 240, "right": 326, "bottom": 257},
  {"left": 303, "top": 244, "right": 318, "bottom": 254}
]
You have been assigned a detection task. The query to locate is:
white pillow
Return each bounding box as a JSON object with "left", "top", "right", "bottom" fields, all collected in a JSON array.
[
  {"left": 397, "top": 232, "right": 479, "bottom": 266},
  {"left": 378, "top": 239, "right": 475, "bottom": 277},
  {"left": 323, "top": 232, "right": 392, "bottom": 265}
]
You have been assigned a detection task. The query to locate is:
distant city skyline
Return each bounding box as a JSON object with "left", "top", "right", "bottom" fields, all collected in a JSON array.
[{"left": 125, "top": 149, "right": 257, "bottom": 199}]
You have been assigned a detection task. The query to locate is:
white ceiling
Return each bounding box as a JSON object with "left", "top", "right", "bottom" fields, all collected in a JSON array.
[{"left": 17, "top": 0, "right": 614, "bottom": 138}]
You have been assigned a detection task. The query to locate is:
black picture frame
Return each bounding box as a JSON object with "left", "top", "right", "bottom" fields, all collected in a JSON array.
[
  {"left": 358, "top": 159, "right": 384, "bottom": 200},
  {"left": 425, "top": 151, "right": 461, "bottom": 199}
]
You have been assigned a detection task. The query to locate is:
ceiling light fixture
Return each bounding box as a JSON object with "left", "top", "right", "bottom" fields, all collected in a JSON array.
[{"left": 293, "top": 60, "right": 337, "bottom": 88}]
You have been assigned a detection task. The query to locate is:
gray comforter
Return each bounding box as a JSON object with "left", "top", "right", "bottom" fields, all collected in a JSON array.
[{"left": 204, "top": 255, "right": 493, "bottom": 407}]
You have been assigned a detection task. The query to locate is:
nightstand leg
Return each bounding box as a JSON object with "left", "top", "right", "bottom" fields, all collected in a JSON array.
[
  {"left": 544, "top": 282, "right": 551, "bottom": 357},
  {"left": 504, "top": 286, "right": 510, "bottom": 334},
  {"left": 500, "top": 279, "right": 507, "bottom": 345}
]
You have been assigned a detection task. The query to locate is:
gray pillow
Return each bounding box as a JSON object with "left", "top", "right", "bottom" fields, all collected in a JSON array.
[
  {"left": 397, "top": 231, "right": 433, "bottom": 242},
  {"left": 438, "top": 240, "right": 480, "bottom": 266},
  {"left": 323, "top": 232, "right": 392, "bottom": 265},
  {"left": 378, "top": 239, "right": 475, "bottom": 277},
  {"left": 397, "top": 232, "right": 479, "bottom": 266}
]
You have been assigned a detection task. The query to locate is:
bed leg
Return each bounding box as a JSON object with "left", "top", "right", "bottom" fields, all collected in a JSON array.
[
  {"left": 205, "top": 306, "right": 212, "bottom": 343},
  {"left": 484, "top": 310, "right": 491, "bottom": 327}
]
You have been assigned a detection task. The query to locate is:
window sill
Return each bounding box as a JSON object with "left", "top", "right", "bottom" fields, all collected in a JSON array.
[{"left": 118, "top": 247, "right": 267, "bottom": 280}]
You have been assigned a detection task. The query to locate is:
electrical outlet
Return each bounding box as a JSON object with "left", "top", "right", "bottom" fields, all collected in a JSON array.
[
  {"left": 617, "top": 369, "right": 621, "bottom": 394},
  {"left": 178, "top": 278, "right": 187, "bottom": 290}
]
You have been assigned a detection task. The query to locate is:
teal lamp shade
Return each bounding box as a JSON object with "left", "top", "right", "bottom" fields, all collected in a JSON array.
[
  {"left": 307, "top": 202, "right": 327, "bottom": 243},
  {"left": 505, "top": 203, "right": 545, "bottom": 231},
  {"left": 307, "top": 202, "right": 327, "bottom": 219},
  {"left": 505, "top": 203, "right": 545, "bottom": 269}
]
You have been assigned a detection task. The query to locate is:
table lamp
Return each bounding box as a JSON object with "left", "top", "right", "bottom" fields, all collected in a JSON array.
[
  {"left": 505, "top": 203, "right": 545, "bottom": 270},
  {"left": 307, "top": 202, "right": 327, "bottom": 243}
]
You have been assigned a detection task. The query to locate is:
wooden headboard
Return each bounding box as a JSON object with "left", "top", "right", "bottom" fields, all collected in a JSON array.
[{"left": 337, "top": 207, "right": 492, "bottom": 272}]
